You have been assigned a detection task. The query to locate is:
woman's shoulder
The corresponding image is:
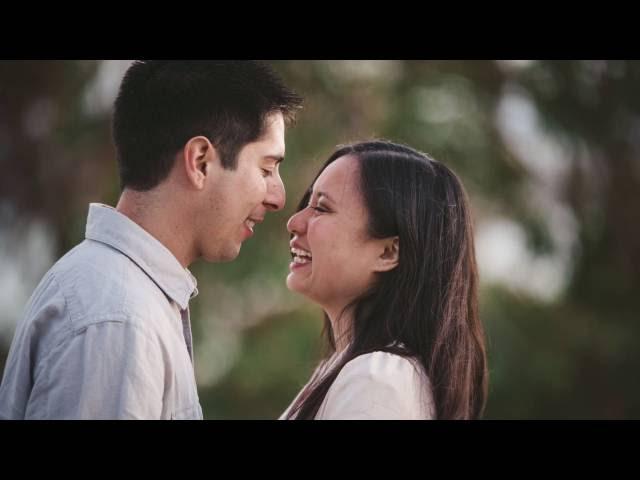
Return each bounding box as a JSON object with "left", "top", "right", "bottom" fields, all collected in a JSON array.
[
  {"left": 335, "top": 350, "right": 433, "bottom": 403},
  {"left": 319, "top": 350, "right": 435, "bottom": 419},
  {"left": 340, "top": 350, "right": 426, "bottom": 386}
]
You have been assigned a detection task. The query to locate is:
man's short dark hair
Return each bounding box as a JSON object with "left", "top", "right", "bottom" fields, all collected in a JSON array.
[{"left": 112, "top": 60, "right": 303, "bottom": 191}]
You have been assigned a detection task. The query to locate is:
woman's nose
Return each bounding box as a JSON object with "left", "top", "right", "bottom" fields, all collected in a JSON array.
[{"left": 287, "top": 208, "right": 308, "bottom": 235}]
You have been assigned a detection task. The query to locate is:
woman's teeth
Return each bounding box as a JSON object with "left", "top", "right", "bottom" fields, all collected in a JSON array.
[{"left": 291, "top": 247, "right": 312, "bottom": 263}]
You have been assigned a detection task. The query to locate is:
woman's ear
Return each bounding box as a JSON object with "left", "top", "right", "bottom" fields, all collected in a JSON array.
[{"left": 373, "top": 236, "right": 399, "bottom": 272}]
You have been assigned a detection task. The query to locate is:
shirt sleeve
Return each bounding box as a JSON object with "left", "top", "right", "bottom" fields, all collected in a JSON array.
[
  {"left": 27, "top": 320, "right": 166, "bottom": 419},
  {"left": 317, "top": 352, "right": 433, "bottom": 420}
]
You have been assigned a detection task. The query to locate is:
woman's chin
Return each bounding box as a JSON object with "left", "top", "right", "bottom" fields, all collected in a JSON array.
[
  {"left": 286, "top": 274, "right": 311, "bottom": 297},
  {"left": 286, "top": 274, "right": 301, "bottom": 291}
]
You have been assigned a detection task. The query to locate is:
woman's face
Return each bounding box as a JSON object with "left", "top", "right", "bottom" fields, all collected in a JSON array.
[{"left": 286, "top": 155, "right": 385, "bottom": 315}]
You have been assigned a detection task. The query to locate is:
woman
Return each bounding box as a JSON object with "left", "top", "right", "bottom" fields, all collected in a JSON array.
[{"left": 280, "top": 140, "right": 488, "bottom": 420}]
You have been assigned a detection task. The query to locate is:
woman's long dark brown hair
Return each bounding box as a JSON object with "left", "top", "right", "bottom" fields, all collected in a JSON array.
[{"left": 286, "top": 140, "right": 488, "bottom": 420}]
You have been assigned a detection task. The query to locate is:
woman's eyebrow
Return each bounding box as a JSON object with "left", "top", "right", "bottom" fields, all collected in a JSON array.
[{"left": 316, "top": 191, "right": 335, "bottom": 204}]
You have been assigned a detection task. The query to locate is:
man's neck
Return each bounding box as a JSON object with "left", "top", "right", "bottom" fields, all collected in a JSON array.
[{"left": 116, "top": 188, "right": 194, "bottom": 268}]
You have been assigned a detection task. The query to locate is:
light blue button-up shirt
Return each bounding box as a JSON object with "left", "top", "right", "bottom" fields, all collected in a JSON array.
[{"left": 0, "top": 203, "right": 203, "bottom": 419}]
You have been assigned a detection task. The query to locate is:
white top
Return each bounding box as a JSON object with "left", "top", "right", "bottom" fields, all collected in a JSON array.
[{"left": 281, "top": 350, "right": 436, "bottom": 420}]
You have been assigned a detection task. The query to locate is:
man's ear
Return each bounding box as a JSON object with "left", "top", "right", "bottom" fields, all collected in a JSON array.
[
  {"left": 182, "top": 136, "right": 219, "bottom": 189},
  {"left": 373, "top": 236, "right": 399, "bottom": 273}
]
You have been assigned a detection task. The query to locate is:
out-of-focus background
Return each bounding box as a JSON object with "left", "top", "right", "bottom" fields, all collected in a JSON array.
[{"left": 1, "top": 60, "right": 639, "bottom": 419}]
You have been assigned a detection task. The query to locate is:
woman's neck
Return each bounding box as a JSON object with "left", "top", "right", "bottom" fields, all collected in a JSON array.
[{"left": 326, "top": 306, "right": 353, "bottom": 353}]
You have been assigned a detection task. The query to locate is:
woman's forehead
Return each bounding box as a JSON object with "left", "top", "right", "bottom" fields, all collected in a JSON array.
[{"left": 312, "top": 156, "right": 360, "bottom": 198}]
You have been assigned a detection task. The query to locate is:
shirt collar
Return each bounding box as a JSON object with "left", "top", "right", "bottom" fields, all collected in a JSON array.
[{"left": 85, "top": 203, "right": 198, "bottom": 310}]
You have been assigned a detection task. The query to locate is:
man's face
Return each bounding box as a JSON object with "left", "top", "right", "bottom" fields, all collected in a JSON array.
[{"left": 196, "top": 112, "right": 286, "bottom": 262}]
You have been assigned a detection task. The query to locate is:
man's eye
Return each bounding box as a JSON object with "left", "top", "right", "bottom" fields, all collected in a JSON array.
[{"left": 262, "top": 169, "right": 272, "bottom": 177}]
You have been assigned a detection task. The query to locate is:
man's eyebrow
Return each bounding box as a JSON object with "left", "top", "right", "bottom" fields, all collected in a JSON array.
[{"left": 265, "top": 155, "right": 285, "bottom": 164}]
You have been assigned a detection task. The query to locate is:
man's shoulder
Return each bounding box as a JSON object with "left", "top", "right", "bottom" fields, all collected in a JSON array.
[
  {"left": 53, "top": 238, "right": 151, "bottom": 287},
  {"left": 54, "top": 238, "right": 130, "bottom": 272},
  {"left": 48, "top": 240, "right": 166, "bottom": 326}
]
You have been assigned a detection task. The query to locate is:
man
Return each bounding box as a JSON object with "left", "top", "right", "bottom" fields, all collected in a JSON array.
[{"left": 0, "top": 60, "right": 302, "bottom": 419}]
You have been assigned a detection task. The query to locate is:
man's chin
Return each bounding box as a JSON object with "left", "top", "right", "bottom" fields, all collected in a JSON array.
[{"left": 202, "top": 245, "right": 241, "bottom": 263}]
